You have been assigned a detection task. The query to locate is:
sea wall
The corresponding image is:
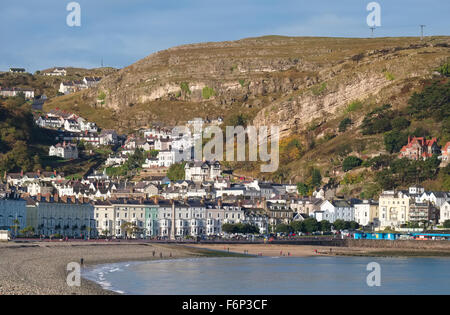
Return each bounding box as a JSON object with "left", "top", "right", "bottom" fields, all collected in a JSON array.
[{"left": 345, "top": 239, "right": 450, "bottom": 250}]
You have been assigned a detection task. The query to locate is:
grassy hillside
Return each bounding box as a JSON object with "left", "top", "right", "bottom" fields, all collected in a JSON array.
[
  {"left": 0, "top": 96, "right": 54, "bottom": 174},
  {"left": 41, "top": 35, "right": 450, "bottom": 193}
]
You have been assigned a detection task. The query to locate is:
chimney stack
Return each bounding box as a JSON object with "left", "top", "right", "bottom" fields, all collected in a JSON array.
[{"left": 54, "top": 193, "right": 59, "bottom": 203}]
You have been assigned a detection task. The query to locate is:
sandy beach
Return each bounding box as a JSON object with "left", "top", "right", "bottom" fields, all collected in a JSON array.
[
  {"left": 189, "top": 243, "right": 450, "bottom": 258},
  {"left": 0, "top": 241, "right": 213, "bottom": 295}
]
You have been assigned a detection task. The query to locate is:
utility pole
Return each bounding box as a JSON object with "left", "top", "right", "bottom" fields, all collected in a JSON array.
[
  {"left": 420, "top": 25, "right": 426, "bottom": 40},
  {"left": 370, "top": 27, "right": 376, "bottom": 37}
]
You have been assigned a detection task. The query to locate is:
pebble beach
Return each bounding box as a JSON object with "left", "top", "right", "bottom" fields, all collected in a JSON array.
[{"left": 0, "top": 241, "right": 205, "bottom": 295}]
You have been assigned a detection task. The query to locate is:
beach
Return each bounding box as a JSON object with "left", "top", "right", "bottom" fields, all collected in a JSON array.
[
  {"left": 189, "top": 243, "right": 450, "bottom": 258},
  {"left": 0, "top": 241, "right": 213, "bottom": 295},
  {"left": 2, "top": 240, "right": 450, "bottom": 295}
]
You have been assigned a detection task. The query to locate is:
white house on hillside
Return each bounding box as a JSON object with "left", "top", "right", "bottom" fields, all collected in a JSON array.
[
  {"left": 49, "top": 142, "right": 78, "bottom": 159},
  {"left": 185, "top": 161, "right": 221, "bottom": 182}
]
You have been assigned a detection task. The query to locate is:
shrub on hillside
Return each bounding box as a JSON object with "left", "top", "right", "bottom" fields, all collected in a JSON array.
[
  {"left": 338, "top": 118, "right": 352, "bottom": 132},
  {"left": 342, "top": 156, "right": 363, "bottom": 172}
]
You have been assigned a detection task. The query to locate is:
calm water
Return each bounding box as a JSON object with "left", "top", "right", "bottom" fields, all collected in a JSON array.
[{"left": 82, "top": 256, "right": 450, "bottom": 295}]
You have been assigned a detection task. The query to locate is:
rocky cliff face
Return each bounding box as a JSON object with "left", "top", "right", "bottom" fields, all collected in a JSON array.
[{"left": 78, "top": 36, "right": 449, "bottom": 134}]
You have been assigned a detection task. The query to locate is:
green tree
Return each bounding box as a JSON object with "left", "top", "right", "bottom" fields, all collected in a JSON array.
[
  {"left": 361, "top": 104, "right": 395, "bottom": 135},
  {"left": 333, "top": 219, "right": 347, "bottom": 231},
  {"left": 20, "top": 226, "right": 35, "bottom": 237},
  {"left": 222, "top": 223, "right": 236, "bottom": 234},
  {"left": 320, "top": 220, "right": 332, "bottom": 232},
  {"left": 437, "top": 63, "right": 450, "bottom": 77},
  {"left": 241, "top": 224, "right": 260, "bottom": 234},
  {"left": 290, "top": 221, "right": 304, "bottom": 233},
  {"left": 167, "top": 162, "right": 186, "bottom": 181},
  {"left": 149, "top": 150, "right": 159, "bottom": 158},
  {"left": 202, "top": 86, "right": 216, "bottom": 99},
  {"left": 391, "top": 117, "right": 411, "bottom": 130},
  {"left": 384, "top": 130, "right": 408, "bottom": 153},
  {"left": 407, "top": 80, "right": 450, "bottom": 121},
  {"left": 302, "top": 218, "right": 319, "bottom": 233},
  {"left": 226, "top": 113, "right": 249, "bottom": 127},
  {"left": 338, "top": 118, "right": 352, "bottom": 132},
  {"left": 120, "top": 222, "right": 139, "bottom": 239},
  {"left": 180, "top": 82, "right": 191, "bottom": 95},
  {"left": 342, "top": 156, "right": 363, "bottom": 172},
  {"left": 311, "top": 168, "right": 322, "bottom": 188},
  {"left": 443, "top": 220, "right": 450, "bottom": 229},
  {"left": 348, "top": 221, "right": 360, "bottom": 230},
  {"left": 296, "top": 183, "right": 309, "bottom": 196}
]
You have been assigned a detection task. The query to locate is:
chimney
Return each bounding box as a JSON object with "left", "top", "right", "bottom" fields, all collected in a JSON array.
[
  {"left": 153, "top": 196, "right": 159, "bottom": 205},
  {"left": 37, "top": 193, "right": 41, "bottom": 202},
  {"left": 54, "top": 170, "right": 57, "bottom": 176},
  {"left": 54, "top": 193, "right": 59, "bottom": 203},
  {"left": 21, "top": 170, "right": 23, "bottom": 177},
  {"left": 61, "top": 195, "right": 68, "bottom": 203},
  {"left": 37, "top": 169, "right": 41, "bottom": 176},
  {"left": 218, "top": 198, "right": 223, "bottom": 208}
]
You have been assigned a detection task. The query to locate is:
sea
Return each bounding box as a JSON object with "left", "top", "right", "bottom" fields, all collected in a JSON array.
[{"left": 82, "top": 256, "right": 450, "bottom": 295}]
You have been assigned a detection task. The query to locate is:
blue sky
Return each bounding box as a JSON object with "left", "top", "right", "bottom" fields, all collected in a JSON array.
[{"left": 1, "top": 0, "right": 448, "bottom": 72}]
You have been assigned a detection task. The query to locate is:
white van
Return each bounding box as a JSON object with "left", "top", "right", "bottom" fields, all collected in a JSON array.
[{"left": 0, "top": 230, "right": 11, "bottom": 242}]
